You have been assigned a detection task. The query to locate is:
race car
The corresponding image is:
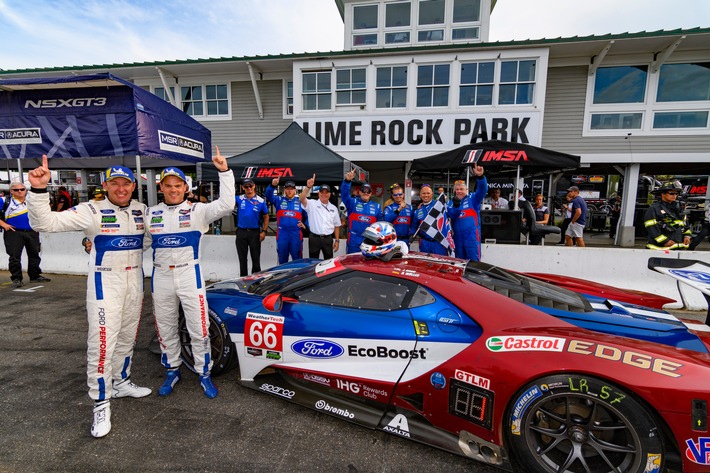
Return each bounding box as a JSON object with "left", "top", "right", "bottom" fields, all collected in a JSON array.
[{"left": 179, "top": 254, "right": 710, "bottom": 473}]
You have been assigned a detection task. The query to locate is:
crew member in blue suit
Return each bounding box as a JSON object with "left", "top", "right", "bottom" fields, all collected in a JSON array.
[
  {"left": 265, "top": 178, "right": 306, "bottom": 263},
  {"left": 410, "top": 184, "right": 448, "bottom": 256},
  {"left": 447, "top": 164, "right": 487, "bottom": 261},
  {"left": 383, "top": 183, "right": 412, "bottom": 245},
  {"left": 341, "top": 170, "right": 382, "bottom": 254},
  {"left": 234, "top": 178, "right": 269, "bottom": 276}
]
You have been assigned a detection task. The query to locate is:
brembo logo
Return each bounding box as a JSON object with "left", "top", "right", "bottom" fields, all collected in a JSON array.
[{"left": 24, "top": 97, "right": 107, "bottom": 108}]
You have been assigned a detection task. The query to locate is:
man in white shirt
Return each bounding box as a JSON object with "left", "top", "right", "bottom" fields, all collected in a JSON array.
[
  {"left": 299, "top": 174, "right": 341, "bottom": 259},
  {"left": 485, "top": 188, "right": 509, "bottom": 209}
]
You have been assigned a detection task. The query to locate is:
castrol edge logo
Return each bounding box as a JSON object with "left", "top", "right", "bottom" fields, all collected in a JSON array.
[{"left": 486, "top": 336, "right": 565, "bottom": 352}]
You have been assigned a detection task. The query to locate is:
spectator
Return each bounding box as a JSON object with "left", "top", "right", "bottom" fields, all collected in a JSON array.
[
  {"left": 410, "top": 184, "right": 448, "bottom": 255},
  {"left": 1, "top": 182, "right": 51, "bottom": 288},
  {"left": 92, "top": 189, "right": 105, "bottom": 201},
  {"left": 149, "top": 153, "right": 234, "bottom": 400},
  {"left": 56, "top": 186, "right": 73, "bottom": 211},
  {"left": 27, "top": 159, "right": 150, "bottom": 439},
  {"left": 508, "top": 189, "right": 526, "bottom": 209},
  {"left": 608, "top": 193, "right": 622, "bottom": 239},
  {"left": 644, "top": 183, "right": 691, "bottom": 250},
  {"left": 341, "top": 170, "right": 382, "bottom": 254},
  {"left": 383, "top": 183, "right": 413, "bottom": 244},
  {"left": 265, "top": 178, "right": 306, "bottom": 264},
  {"left": 485, "top": 188, "right": 508, "bottom": 209},
  {"left": 689, "top": 202, "right": 709, "bottom": 251},
  {"left": 556, "top": 195, "right": 573, "bottom": 245},
  {"left": 234, "top": 178, "right": 269, "bottom": 276},
  {"left": 565, "top": 186, "right": 588, "bottom": 247},
  {"left": 383, "top": 183, "right": 399, "bottom": 208},
  {"left": 529, "top": 194, "right": 550, "bottom": 245},
  {"left": 437, "top": 186, "right": 448, "bottom": 202},
  {"left": 299, "top": 174, "right": 341, "bottom": 259},
  {"left": 447, "top": 166, "right": 487, "bottom": 261}
]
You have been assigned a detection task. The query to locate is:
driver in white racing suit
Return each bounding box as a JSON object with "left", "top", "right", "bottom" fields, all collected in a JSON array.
[
  {"left": 149, "top": 150, "right": 234, "bottom": 399},
  {"left": 27, "top": 157, "right": 152, "bottom": 439}
]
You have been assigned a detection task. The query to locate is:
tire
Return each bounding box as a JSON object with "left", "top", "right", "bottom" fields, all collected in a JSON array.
[
  {"left": 507, "top": 374, "right": 664, "bottom": 473},
  {"left": 178, "top": 306, "right": 239, "bottom": 377}
]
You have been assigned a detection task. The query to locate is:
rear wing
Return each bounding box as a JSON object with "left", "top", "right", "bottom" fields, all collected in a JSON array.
[{"left": 648, "top": 258, "right": 710, "bottom": 324}]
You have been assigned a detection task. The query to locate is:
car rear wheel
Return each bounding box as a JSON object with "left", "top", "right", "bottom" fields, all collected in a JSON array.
[
  {"left": 178, "top": 306, "right": 238, "bottom": 377},
  {"left": 507, "top": 374, "right": 664, "bottom": 473}
]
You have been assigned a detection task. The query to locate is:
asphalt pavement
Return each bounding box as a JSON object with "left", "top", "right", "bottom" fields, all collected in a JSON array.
[{"left": 0, "top": 271, "right": 502, "bottom": 473}]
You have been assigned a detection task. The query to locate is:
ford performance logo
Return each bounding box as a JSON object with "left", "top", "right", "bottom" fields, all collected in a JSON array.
[
  {"left": 157, "top": 236, "right": 187, "bottom": 247},
  {"left": 109, "top": 236, "right": 142, "bottom": 249},
  {"left": 291, "top": 339, "right": 344, "bottom": 359}
]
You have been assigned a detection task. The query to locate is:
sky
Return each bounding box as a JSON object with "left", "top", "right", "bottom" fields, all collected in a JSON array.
[{"left": 1, "top": 0, "right": 709, "bottom": 71}]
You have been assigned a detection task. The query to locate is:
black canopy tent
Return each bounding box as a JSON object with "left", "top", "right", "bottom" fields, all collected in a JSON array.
[{"left": 198, "top": 122, "right": 367, "bottom": 184}]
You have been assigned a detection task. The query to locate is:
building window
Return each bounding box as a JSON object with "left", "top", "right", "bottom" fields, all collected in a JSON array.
[
  {"left": 591, "top": 113, "right": 643, "bottom": 130},
  {"left": 336, "top": 68, "right": 367, "bottom": 105},
  {"left": 418, "top": 0, "right": 445, "bottom": 25},
  {"left": 418, "top": 30, "right": 444, "bottom": 42},
  {"left": 376, "top": 66, "right": 408, "bottom": 108},
  {"left": 657, "top": 63, "right": 710, "bottom": 102},
  {"left": 286, "top": 81, "right": 293, "bottom": 115},
  {"left": 453, "top": 0, "right": 481, "bottom": 22},
  {"left": 178, "top": 84, "right": 229, "bottom": 117},
  {"left": 205, "top": 85, "right": 228, "bottom": 115},
  {"left": 386, "top": 2, "right": 411, "bottom": 27},
  {"left": 653, "top": 111, "right": 709, "bottom": 128},
  {"left": 452, "top": 27, "right": 479, "bottom": 40},
  {"left": 593, "top": 66, "right": 647, "bottom": 104},
  {"left": 385, "top": 32, "right": 411, "bottom": 44},
  {"left": 417, "top": 64, "right": 450, "bottom": 107},
  {"left": 302, "top": 71, "right": 332, "bottom": 111},
  {"left": 459, "top": 62, "right": 494, "bottom": 106},
  {"left": 181, "top": 86, "right": 204, "bottom": 115},
  {"left": 499, "top": 60, "right": 535, "bottom": 105},
  {"left": 154, "top": 86, "right": 175, "bottom": 103},
  {"left": 353, "top": 4, "right": 378, "bottom": 29}
]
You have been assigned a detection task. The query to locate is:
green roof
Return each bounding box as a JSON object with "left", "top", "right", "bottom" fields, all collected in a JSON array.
[{"left": 1, "top": 27, "right": 708, "bottom": 76}]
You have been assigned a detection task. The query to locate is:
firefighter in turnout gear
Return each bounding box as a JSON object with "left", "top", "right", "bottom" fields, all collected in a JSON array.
[{"left": 643, "top": 182, "right": 691, "bottom": 250}]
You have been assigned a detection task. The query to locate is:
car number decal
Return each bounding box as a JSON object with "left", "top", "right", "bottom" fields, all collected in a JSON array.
[{"left": 245, "top": 313, "right": 284, "bottom": 358}]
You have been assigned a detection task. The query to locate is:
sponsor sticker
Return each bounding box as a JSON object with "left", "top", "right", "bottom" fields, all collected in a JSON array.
[
  {"left": 0, "top": 128, "right": 42, "bottom": 145},
  {"left": 455, "top": 369, "right": 491, "bottom": 390},
  {"left": 348, "top": 344, "right": 427, "bottom": 360},
  {"left": 315, "top": 400, "right": 354, "bottom": 419},
  {"left": 291, "top": 339, "right": 344, "bottom": 359},
  {"left": 686, "top": 437, "right": 710, "bottom": 465},
  {"left": 510, "top": 386, "right": 542, "bottom": 435},
  {"left": 259, "top": 383, "right": 294, "bottom": 399},
  {"left": 223, "top": 307, "right": 238, "bottom": 316},
  {"left": 245, "top": 313, "right": 284, "bottom": 359},
  {"left": 430, "top": 372, "right": 446, "bottom": 389},
  {"left": 383, "top": 414, "right": 410, "bottom": 438},
  {"left": 644, "top": 453, "right": 662, "bottom": 472},
  {"left": 486, "top": 336, "right": 565, "bottom": 352}
]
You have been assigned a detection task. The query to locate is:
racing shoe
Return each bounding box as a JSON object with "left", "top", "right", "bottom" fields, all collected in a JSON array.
[
  {"left": 158, "top": 369, "right": 181, "bottom": 397},
  {"left": 200, "top": 375, "right": 218, "bottom": 399},
  {"left": 112, "top": 378, "right": 152, "bottom": 398},
  {"left": 91, "top": 401, "right": 111, "bottom": 438}
]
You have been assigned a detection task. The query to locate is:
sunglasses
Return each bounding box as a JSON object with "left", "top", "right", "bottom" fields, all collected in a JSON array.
[
  {"left": 361, "top": 189, "right": 372, "bottom": 194},
  {"left": 664, "top": 192, "right": 678, "bottom": 195},
  {"left": 392, "top": 193, "right": 403, "bottom": 197},
  {"left": 11, "top": 188, "right": 26, "bottom": 192},
  {"left": 242, "top": 184, "right": 254, "bottom": 189}
]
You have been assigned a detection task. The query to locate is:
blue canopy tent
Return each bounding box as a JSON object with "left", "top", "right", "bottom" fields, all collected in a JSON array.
[{"left": 0, "top": 73, "right": 210, "bottom": 200}]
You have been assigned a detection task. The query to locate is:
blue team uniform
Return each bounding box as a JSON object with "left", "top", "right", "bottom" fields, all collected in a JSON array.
[
  {"left": 341, "top": 180, "right": 383, "bottom": 254},
  {"left": 411, "top": 200, "right": 448, "bottom": 256},
  {"left": 265, "top": 185, "right": 304, "bottom": 264},
  {"left": 384, "top": 201, "right": 413, "bottom": 243},
  {"left": 447, "top": 176, "right": 488, "bottom": 261}
]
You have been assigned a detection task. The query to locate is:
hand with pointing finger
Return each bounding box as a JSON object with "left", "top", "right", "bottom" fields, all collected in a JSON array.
[
  {"left": 307, "top": 174, "right": 315, "bottom": 188},
  {"left": 28, "top": 154, "right": 51, "bottom": 189}
]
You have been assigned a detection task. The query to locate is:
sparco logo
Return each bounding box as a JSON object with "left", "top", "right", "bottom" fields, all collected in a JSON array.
[
  {"left": 315, "top": 400, "right": 354, "bottom": 419},
  {"left": 25, "top": 97, "right": 107, "bottom": 108},
  {"left": 157, "top": 236, "right": 187, "bottom": 247},
  {"left": 291, "top": 339, "right": 344, "bottom": 359},
  {"left": 109, "top": 236, "right": 142, "bottom": 249},
  {"left": 260, "top": 383, "right": 295, "bottom": 399},
  {"left": 348, "top": 345, "right": 427, "bottom": 359},
  {"left": 486, "top": 336, "right": 565, "bottom": 352}
]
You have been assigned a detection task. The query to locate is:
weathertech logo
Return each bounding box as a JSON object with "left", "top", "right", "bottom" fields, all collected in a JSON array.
[
  {"left": 486, "top": 336, "right": 565, "bottom": 352},
  {"left": 480, "top": 150, "right": 529, "bottom": 162},
  {"left": 242, "top": 167, "right": 294, "bottom": 179},
  {"left": 0, "top": 128, "right": 42, "bottom": 145}
]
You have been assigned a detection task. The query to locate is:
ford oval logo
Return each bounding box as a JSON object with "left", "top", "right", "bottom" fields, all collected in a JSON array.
[
  {"left": 157, "top": 236, "right": 187, "bottom": 247},
  {"left": 669, "top": 269, "right": 710, "bottom": 284},
  {"left": 283, "top": 211, "right": 296, "bottom": 217},
  {"left": 358, "top": 215, "right": 372, "bottom": 222},
  {"left": 291, "top": 339, "right": 344, "bottom": 359},
  {"left": 110, "top": 236, "right": 142, "bottom": 249}
]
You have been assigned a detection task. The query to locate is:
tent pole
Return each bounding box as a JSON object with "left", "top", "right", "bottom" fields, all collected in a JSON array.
[
  {"left": 136, "top": 155, "right": 143, "bottom": 203},
  {"left": 513, "top": 165, "right": 521, "bottom": 210},
  {"left": 16, "top": 159, "right": 23, "bottom": 184}
]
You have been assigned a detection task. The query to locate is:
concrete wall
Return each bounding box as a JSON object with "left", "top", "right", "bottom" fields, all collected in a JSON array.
[{"left": 2, "top": 232, "right": 709, "bottom": 310}]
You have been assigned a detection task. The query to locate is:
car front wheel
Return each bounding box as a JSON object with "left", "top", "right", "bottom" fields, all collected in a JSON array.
[{"left": 507, "top": 374, "right": 664, "bottom": 473}]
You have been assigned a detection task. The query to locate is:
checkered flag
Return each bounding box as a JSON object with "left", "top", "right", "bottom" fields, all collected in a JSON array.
[{"left": 419, "top": 193, "right": 455, "bottom": 257}]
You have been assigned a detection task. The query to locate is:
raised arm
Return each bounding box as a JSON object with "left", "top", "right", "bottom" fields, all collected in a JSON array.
[{"left": 300, "top": 174, "right": 315, "bottom": 207}]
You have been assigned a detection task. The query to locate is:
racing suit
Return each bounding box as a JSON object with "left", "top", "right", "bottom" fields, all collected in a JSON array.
[
  {"left": 644, "top": 200, "right": 691, "bottom": 250},
  {"left": 447, "top": 176, "right": 488, "bottom": 261},
  {"left": 341, "top": 180, "right": 382, "bottom": 254},
  {"left": 411, "top": 200, "right": 449, "bottom": 256},
  {"left": 27, "top": 190, "right": 149, "bottom": 401},
  {"left": 383, "top": 201, "right": 413, "bottom": 243},
  {"left": 265, "top": 185, "right": 304, "bottom": 264},
  {"left": 148, "top": 170, "right": 235, "bottom": 376}
]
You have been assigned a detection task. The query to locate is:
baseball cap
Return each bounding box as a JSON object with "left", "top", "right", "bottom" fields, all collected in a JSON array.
[
  {"left": 318, "top": 184, "right": 331, "bottom": 192},
  {"left": 242, "top": 178, "right": 254, "bottom": 186},
  {"left": 360, "top": 183, "right": 372, "bottom": 192},
  {"left": 567, "top": 186, "right": 580, "bottom": 192},
  {"left": 104, "top": 166, "right": 136, "bottom": 183},
  {"left": 160, "top": 167, "right": 187, "bottom": 183},
  {"left": 284, "top": 181, "right": 296, "bottom": 188}
]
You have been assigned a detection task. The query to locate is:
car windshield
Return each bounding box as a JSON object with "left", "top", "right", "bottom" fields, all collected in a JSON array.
[
  {"left": 463, "top": 261, "right": 592, "bottom": 312},
  {"left": 249, "top": 263, "right": 320, "bottom": 296}
]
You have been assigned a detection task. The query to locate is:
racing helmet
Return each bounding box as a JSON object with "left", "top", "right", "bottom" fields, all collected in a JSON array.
[{"left": 360, "top": 221, "right": 397, "bottom": 258}]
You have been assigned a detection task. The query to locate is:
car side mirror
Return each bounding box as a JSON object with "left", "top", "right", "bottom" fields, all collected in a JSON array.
[{"left": 262, "top": 293, "right": 297, "bottom": 312}]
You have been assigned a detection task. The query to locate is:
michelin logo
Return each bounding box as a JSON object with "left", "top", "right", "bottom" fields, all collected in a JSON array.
[
  {"left": 0, "top": 128, "right": 42, "bottom": 145},
  {"left": 158, "top": 130, "right": 205, "bottom": 159}
]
